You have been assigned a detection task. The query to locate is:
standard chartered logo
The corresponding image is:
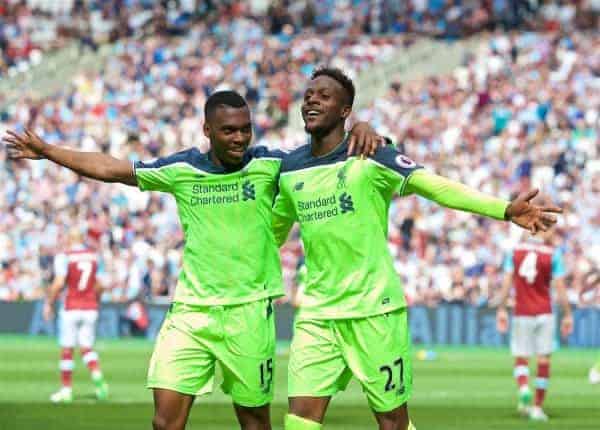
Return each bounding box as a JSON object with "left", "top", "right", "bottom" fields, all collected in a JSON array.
[
  {"left": 190, "top": 180, "right": 256, "bottom": 206},
  {"left": 297, "top": 192, "right": 355, "bottom": 222}
]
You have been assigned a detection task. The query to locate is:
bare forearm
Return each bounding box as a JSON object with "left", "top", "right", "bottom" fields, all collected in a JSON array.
[
  {"left": 497, "top": 275, "right": 513, "bottom": 308},
  {"left": 40, "top": 142, "right": 136, "bottom": 185},
  {"left": 46, "top": 280, "right": 63, "bottom": 305},
  {"left": 555, "top": 279, "right": 571, "bottom": 316}
]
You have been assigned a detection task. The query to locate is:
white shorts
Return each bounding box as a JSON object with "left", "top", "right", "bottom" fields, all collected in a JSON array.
[
  {"left": 59, "top": 309, "right": 99, "bottom": 348},
  {"left": 511, "top": 314, "right": 555, "bottom": 357}
]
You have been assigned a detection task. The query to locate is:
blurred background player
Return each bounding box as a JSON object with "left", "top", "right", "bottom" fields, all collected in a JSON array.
[
  {"left": 496, "top": 210, "right": 573, "bottom": 421},
  {"left": 44, "top": 228, "right": 108, "bottom": 403}
]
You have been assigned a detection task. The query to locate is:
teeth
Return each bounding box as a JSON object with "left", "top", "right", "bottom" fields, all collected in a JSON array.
[{"left": 307, "top": 110, "right": 319, "bottom": 115}]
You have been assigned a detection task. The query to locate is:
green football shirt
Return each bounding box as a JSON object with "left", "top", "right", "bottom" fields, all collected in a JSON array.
[
  {"left": 135, "top": 146, "right": 284, "bottom": 306},
  {"left": 273, "top": 137, "right": 508, "bottom": 319}
]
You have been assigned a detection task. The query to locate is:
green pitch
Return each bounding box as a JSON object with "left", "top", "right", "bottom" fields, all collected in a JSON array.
[{"left": 0, "top": 335, "right": 597, "bottom": 429}]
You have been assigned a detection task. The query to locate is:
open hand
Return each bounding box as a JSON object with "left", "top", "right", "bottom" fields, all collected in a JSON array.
[
  {"left": 347, "top": 122, "right": 386, "bottom": 157},
  {"left": 505, "top": 189, "right": 562, "bottom": 234},
  {"left": 3, "top": 129, "right": 46, "bottom": 160}
]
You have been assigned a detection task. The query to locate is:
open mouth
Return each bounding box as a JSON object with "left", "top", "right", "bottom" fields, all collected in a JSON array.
[
  {"left": 304, "top": 109, "right": 323, "bottom": 123},
  {"left": 226, "top": 147, "right": 245, "bottom": 157}
]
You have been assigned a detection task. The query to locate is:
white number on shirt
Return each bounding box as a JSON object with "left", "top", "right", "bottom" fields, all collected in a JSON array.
[
  {"left": 77, "top": 261, "right": 93, "bottom": 291},
  {"left": 518, "top": 252, "right": 538, "bottom": 284}
]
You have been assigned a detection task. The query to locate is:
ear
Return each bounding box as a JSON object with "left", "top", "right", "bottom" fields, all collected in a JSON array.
[
  {"left": 203, "top": 121, "right": 210, "bottom": 138},
  {"left": 341, "top": 105, "right": 352, "bottom": 120}
]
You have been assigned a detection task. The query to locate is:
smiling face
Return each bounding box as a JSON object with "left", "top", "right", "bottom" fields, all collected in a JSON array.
[
  {"left": 301, "top": 75, "right": 351, "bottom": 137},
  {"left": 203, "top": 105, "right": 252, "bottom": 167}
]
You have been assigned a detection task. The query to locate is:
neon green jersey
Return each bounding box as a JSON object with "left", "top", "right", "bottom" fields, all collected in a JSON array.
[
  {"left": 135, "top": 146, "right": 284, "bottom": 306},
  {"left": 273, "top": 138, "right": 508, "bottom": 319}
]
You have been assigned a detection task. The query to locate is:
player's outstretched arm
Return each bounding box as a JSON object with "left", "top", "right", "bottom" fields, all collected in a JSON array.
[
  {"left": 3, "top": 129, "right": 137, "bottom": 186},
  {"left": 405, "top": 171, "right": 562, "bottom": 234}
]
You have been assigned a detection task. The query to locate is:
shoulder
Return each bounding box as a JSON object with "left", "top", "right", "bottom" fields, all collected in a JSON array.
[
  {"left": 246, "top": 145, "right": 287, "bottom": 161},
  {"left": 369, "top": 145, "right": 421, "bottom": 177},
  {"left": 135, "top": 148, "right": 203, "bottom": 170},
  {"left": 280, "top": 144, "right": 314, "bottom": 174}
]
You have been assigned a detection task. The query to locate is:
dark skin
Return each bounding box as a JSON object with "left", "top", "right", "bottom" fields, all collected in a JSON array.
[
  {"left": 291, "top": 75, "right": 563, "bottom": 430},
  {"left": 203, "top": 105, "right": 253, "bottom": 170},
  {"left": 302, "top": 75, "right": 352, "bottom": 157}
]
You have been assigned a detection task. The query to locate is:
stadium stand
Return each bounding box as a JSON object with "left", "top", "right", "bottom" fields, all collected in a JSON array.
[{"left": 0, "top": 1, "right": 598, "bottom": 313}]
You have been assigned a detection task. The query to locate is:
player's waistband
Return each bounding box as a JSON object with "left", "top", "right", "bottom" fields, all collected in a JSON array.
[{"left": 169, "top": 295, "right": 278, "bottom": 313}]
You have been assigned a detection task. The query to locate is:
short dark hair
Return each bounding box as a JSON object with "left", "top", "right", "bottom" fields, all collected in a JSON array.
[
  {"left": 311, "top": 66, "right": 355, "bottom": 107},
  {"left": 204, "top": 90, "right": 248, "bottom": 120}
]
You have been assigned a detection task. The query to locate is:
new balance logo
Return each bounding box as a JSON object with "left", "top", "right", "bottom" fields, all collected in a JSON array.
[
  {"left": 294, "top": 182, "right": 304, "bottom": 191},
  {"left": 339, "top": 192, "right": 354, "bottom": 213},
  {"left": 242, "top": 180, "right": 255, "bottom": 201}
]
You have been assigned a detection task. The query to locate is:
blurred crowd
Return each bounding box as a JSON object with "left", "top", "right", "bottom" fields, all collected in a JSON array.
[
  {"left": 3, "top": 0, "right": 598, "bottom": 78},
  {"left": 0, "top": 0, "right": 598, "bottom": 309},
  {"left": 0, "top": 0, "right": 200, "bottom": 78}
]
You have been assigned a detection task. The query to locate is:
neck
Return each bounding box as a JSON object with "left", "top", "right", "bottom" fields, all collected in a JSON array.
[
  {"left": 209, "top": 150, "right": 242, "bottom": 172},
  {"left": 310, "top": 124, "right": 346, "bottom": 157}
]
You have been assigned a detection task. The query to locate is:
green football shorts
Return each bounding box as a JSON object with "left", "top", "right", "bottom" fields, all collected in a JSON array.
[
  {"left": 288, "top": 308, "right": 412, "bottom": 412},
  {"left": 147, "top": 299, "right": 275, "bottom": 407}
]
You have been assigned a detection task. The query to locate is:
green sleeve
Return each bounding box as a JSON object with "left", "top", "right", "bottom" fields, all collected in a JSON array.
[
  {"left": 405, "top": 170, "right": 509, "bottom": 221},
  {"left": 134, "top": 159, "right": 176, "bottom": 193},
  {"left": 272, "top": 186, "right": 296, "bottom": 247}
]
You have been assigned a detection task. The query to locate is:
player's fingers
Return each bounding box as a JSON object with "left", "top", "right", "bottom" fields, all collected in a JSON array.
[
  {"left": 2, "top": 137, "right": 17, "bottom": 146},
  {"left": 539, "top": 205, "right": 563, "bottom": 214},
  {"left": 522, "top": 188, "right": 539, "bottom": 202},
  {"left": 535, "top": 220, "right": 548, "bottom": 232},
  {"left": 6, "top": 142, "right": 23, "bottom": 152},
  {"left": 540, "top": 213, "right": 557, "bottom": 226},
  {"left": 530, "top": 221, "right": 537, "bottom": 235},
  {"left": 2, "top": 134, "right": 21, "bottom": 145},
  {"left": 356, "top": 132, "right": 367, "bottom": 157},
  {"left": 6, "top": 145, "right": 21, "bottom": 155},
  {"left": 347, "top": 135, "right": 356, "bottom": 156},
  {"left": 7, "top": 131, "right": 26, "bottom": 145},
  {"left": 5, "top": 129, "right": 21, "bottom": 139},
  {"left": 363, "top": 135, "right": 374, "bottom": 157},
  {"left": 369, "top": 136, "right": 378, "bottom": 155}
]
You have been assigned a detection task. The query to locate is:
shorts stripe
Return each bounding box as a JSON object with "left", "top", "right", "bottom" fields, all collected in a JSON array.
[
  {"left": 60, "top": 360, "right": 74, "bottom": 371},
  {"left": 83, "top": 351, "right": 98, "bottom": 364},
  {"left": 513, "top": 365, "right": 529, "bottom": 377}
]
